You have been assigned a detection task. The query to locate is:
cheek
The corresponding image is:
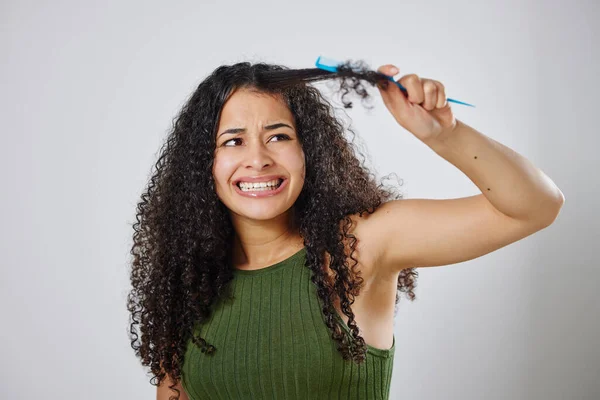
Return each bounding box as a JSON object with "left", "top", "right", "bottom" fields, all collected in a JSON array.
[
  {"left": 212, "top": 153, "right": 237, "bottom": 187},
  {"left": 283, "top": 147, "right": 306, "bottom": 176}
]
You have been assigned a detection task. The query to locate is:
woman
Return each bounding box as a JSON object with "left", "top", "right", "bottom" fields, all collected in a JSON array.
[{"left": 128, "top": 61, "right": 564, "bottom": 400}]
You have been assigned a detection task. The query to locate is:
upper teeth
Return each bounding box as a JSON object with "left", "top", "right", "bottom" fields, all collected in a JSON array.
[{"left": 238, "top": 179, "right": 281, "bottom": 189}]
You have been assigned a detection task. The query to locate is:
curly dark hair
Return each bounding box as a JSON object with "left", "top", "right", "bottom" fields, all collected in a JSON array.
[{"left": 127, "top": 59, "right": 419, "bottom": 399}]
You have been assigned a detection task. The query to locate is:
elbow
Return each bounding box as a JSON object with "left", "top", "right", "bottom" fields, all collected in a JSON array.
[{"left": 538, "top": 191, "right": 565, "bottom": 227}]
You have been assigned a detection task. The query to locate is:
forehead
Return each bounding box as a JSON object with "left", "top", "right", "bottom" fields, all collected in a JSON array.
[{"left": 218, "top": 88, "right": 294, "bottom": 127}]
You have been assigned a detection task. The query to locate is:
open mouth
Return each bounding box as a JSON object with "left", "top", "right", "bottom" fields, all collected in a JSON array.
[{"left": 236, "top": 178, "right": 284, "bottom": 192}]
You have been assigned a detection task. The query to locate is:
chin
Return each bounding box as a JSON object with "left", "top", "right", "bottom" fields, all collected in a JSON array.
[{"left": 234, "top": 204, "right": 292, "bottom": 221}]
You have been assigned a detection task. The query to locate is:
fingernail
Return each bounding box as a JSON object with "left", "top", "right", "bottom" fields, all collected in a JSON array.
[{"left": 390, "top": 66, "right": 399, "bottom": 74}]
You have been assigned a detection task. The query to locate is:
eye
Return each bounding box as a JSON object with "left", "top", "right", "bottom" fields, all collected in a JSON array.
[
  {"left": 270, "top": 134, "right": 291, "bottom": 142},
  {"left": 223, "top": 138, "right": 243, "bottom": 147}
]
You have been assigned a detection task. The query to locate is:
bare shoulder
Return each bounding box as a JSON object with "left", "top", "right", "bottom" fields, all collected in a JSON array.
[
  {"left": 156, "top": 373, "right": 189, "bottom": 400},
  {"left": 337, "top": 208, "right": 392, "bottom": 284}
]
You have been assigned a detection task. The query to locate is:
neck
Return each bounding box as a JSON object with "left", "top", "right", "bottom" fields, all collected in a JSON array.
[{"left": 229, "top": 209, "right": 304, "bottom": 269}]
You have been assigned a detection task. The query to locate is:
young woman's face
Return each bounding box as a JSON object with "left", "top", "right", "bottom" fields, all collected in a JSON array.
[{"left": 213, "top": 88, "right": 305, "bottom": 221}]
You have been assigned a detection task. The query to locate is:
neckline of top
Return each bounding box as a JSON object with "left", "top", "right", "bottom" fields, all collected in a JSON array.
[{"left": 233, "top": 247, "right": 306, "bottom": 276}]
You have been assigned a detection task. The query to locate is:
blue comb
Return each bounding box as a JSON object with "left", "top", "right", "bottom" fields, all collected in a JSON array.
[{"left": 315, "top": 56, "right": 475, "bottom": 108}]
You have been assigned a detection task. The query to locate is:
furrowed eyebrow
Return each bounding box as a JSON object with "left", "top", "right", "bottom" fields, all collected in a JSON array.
[{"left": 217, "top": 123, "right": 294, "bottom": 138}]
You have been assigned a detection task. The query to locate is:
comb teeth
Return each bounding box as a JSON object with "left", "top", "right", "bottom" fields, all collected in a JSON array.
[{"left": 315, "top": 56, "right": 341, "bottom": 72}]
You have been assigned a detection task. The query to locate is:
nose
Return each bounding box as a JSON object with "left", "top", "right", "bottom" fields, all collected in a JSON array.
[{"left": 244, "top": 139, "right": 274, "bottom": 170}]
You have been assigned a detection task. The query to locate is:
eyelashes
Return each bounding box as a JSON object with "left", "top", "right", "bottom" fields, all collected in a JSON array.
[
  {"left": 268, "top": 133, "right": 292, "bottom": 144},
  {"left": 221, "top": 134, "right": 292, "bottom": 147},
  {"left": 222, "top": 138, "right": 242, "bottom": 147}
]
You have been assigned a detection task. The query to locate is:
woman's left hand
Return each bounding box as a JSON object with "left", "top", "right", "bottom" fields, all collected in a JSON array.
[{"left": 376, "top": 64, "right": 457, "bottom": 143}]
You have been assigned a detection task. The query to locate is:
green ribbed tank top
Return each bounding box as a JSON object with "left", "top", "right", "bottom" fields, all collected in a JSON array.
[{"left": 181, "top": 247, "right": 395, "bottom": 399}]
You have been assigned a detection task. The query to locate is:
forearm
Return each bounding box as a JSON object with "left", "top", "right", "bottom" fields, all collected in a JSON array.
[{"left": 424, "top": 119, "right": 565, "bottom": 222}]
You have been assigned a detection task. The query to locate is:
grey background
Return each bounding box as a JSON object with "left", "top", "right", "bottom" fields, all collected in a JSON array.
[{"left": 1, "top": 0, "right": 598, "bottom": 399}]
